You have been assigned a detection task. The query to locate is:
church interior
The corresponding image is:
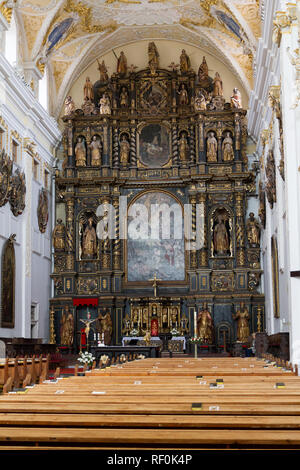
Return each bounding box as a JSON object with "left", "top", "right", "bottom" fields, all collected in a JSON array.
[{"left": 0, "top": 0, "right": 300, "bottom": 452}]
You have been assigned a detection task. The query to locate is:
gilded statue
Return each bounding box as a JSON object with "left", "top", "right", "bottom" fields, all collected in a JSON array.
[
  {"left": 82, "top": 217, "right": 97, "bottom": 259},
  {"left": 170, "top": 307, "right": 178, "bottom": 326},
  {"left": 83, "top": 77, "right": 94, "bottom": 101},
  {"left": 197, "top": 303, "right": 213, "bottom": 344},
  {"left": 213, "top": 72, "right": 223, "bottom": 96},
  {"left": 75, "top": 137, "right": 86, "bottom": 167},
  {"left": 232, "top": 303, "right": 250, "bottom": 343},
  {"left": 142, "top": 308, "right": 148, "bottom": 328},
  {"left": 162, "top": 307, "right": 168, "bottom": 327},
  {"left": 120, "top": 134, "right": 130, "bottom": 166},
  {"left": 132, "top": 308, "right": 139, "bottom": 326},
  {"left": 148, "top": 42, "right": 159, "bottom": 72},
  {"left": 89, "top": 135, "right": 102, "bottom": 166},
  {"left": 178, "top": 84, "right": 188, "bottom": 106},
  {"left": 60, "top": 306, "right": 74, "bottom": 346},
  {"left": 213, "top": 215, "right": 229, "bottom": 254},
  {"left": 198, "top": 56, "right": 212, "bottom": 90},
  {"left": 222, "top": 132, "right": 234, "bottom": 162},
  {"left": 99, "top": 93, "right": 111, "bottom": 114},
  {"left": 246, "top": 212, "right": 261, "bottom": 246},
  {"left": 231, "top": 88, "right": 242, "bottom": 109},
  {"left": 117, "top": 51, "right": 127, "bottom": 77},
  {"left": 179, "top": 132, "right": 189, "bottom": 162},
  {"left": 64, "top": 95, "right": 75, "bottom": 116},
  {"left": 96, "top": 311, "right": 112, "bottom": 345},
  {"left": 120, "top": 87, "right": 129, "bottom": 108},
  {"left": 97, "top": 59, "right": 109, "bottom": 83},
  {"left": 180, "top": 49, "right": 191, "bottom": 74},
  {"left": 206, "top": 132, "right": 218, "bottom": 162},
  {"left": 52, "top": 218, "right": 66, "bottom": 251}
]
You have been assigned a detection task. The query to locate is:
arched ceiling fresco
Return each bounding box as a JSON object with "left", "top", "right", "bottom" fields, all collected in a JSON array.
[{"left": 9, "top": 0, "right": 261, "bottom": 117}]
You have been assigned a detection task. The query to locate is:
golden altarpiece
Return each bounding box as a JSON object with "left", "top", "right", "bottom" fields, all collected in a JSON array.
[{"left": 50, "top": 46, "right": 264, "bottom": 352}]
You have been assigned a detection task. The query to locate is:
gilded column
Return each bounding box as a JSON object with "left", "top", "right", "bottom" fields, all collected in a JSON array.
[
  {"left": 112, "top": 196, "right": 121, "bottom": 270},
  {"left": 130, "top": 123, "right": 137, "bottom": 168},
  {"left": 101, "top": 196, "right": 111, "bottom": 270},
  {"left": 172, "top": 119, "right": 179, "bottom": 167},
  {"left": 65, "top": 195, "right": 75, "bottom": 271},
  {"left": 197, "top": 192, "right": 208, "bottom": 267},
  {"left": 189, "top": 195, "right": 197, "bottom": 269},
  {"left": 67, "top": 119, "right": 73, "bottom": 169},
  {"left": 235, "top": 192, "right": 246, "bottom": 267},
  {"left": 198, "top": 115, "right": 205, "bottom": 163},
  {"left": 113, "top": 126, "right": 119, "bottom": 169}
]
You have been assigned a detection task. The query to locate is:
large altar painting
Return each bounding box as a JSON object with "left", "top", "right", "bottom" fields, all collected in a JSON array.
[
  {"left": 138, "top": 124, "right": 170, "bottom": 168},
  {"left": 127, "top": 192, "right": 185, "bottom": 282}
]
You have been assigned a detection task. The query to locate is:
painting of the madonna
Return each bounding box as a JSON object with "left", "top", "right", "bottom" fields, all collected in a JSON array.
[
  {"left": 127, "top": 192, "right": 185, "bottom": 282},
  {"left": 139, "top": 124, "right": 170, "bottom": 168}
]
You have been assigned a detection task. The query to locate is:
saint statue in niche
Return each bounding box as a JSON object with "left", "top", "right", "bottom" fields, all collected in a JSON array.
[
  {"left": 213, "top": 214, "right": 230, "bottom": 255},
  {"left": 178, "top": 84, "right": 189, "bottom": 106},
  {"left": 120, "top": 134, "right": 130, "bottom": 166},
  {"left": 99, "top": 93, "right": 111, "bottom": 114},
  {"left": 81, "top": 216, "right": 97, "bottom": 259},
  {"left": 246, "top": 212, "right": 261, "bottom": 246},
  {"left": 232, "top": 303, "right": 250, "bottom": 343},
  {"left": 206, "top": 132, "right": 218, "bottom": 162},
  {"left": 197, "top": 303, "right": 213, "bottom": 344},
  {"left": 179, "top": 132, "right": 189, "bottom": 162},
  {"left": 75, "top": 137, "right": 86, "bottom": 166},
  {"left": 89, "top": 135, "right": 102, "bottom": 166},
  {"left": 60, "top": 305, "right": 74, "bottom": 346},
  {"left": 119, "top": 87, "right": 129, "bottom": 108},
  {"left": 52, "top": 219, "right": 66, "bottom": 251},
  {"left": 222, "top": 132, "right": 234, "bottom": 162}
]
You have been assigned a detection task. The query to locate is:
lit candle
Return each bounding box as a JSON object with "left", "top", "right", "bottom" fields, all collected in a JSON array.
[{"left": 194, "top": 309, "right": 197, "bottom": 337}]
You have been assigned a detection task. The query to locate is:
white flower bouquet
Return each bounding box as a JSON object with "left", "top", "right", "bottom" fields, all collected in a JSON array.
[{"left": 78, "top": 351, "right": 95, "bottom": 367}]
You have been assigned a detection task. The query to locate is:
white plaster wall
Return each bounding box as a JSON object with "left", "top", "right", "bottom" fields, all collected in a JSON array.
[
  {"left": 0, "top": 50, "right": 61, "bottom": 341},
  {"left": 248, "top": 0, "right": 300, "bottom": 363}
]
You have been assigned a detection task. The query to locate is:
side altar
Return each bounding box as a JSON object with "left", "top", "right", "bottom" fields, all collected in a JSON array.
[{"left": 49, "top": 43, "right": 265, "bottom": 353}]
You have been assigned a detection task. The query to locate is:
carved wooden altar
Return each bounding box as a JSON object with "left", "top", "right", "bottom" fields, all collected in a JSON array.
[{"left": 50, "top": 45, "right": 264, "bottom": 350}]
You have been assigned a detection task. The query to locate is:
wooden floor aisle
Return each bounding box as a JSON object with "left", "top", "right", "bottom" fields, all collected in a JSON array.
[{"left": 0, "top": 356, "right": 299, "bottom": 450}]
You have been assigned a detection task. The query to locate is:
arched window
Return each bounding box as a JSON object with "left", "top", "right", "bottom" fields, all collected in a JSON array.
[
  {"left": 39, "top": 66, "right": 48, "bottom": 111},
  {"left": 5, "top": 14, "right": 17, "bottom": 67}
]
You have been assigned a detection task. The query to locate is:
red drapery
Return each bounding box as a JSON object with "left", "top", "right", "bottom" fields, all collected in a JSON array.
[{"left": 73, "top": 298, "right": 98, "bottom": 307}]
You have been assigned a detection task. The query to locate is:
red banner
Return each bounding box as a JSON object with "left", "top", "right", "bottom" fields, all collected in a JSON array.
[{"left": 73, "top": 298, "right": 98, "bottom": 307}]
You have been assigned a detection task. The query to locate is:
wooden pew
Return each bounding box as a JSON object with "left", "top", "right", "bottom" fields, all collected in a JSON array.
[{"left": 1, "top": 357, "right": 300, "bottom": 449}]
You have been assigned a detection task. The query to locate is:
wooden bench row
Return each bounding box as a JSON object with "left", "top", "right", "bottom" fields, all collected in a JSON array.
[
  {"left": 1, "top": 357, "right": 300, "bottom": 449},
  {"left": 0, "top": 355, "right": 50, "bottom": 393}
]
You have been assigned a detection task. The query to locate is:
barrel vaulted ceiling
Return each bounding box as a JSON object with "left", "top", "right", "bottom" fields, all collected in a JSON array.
[{"left": 12, "top": 0, "right": 261, "bottom": 118}]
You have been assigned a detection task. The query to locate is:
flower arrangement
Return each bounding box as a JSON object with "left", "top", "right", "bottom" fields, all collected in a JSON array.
[
  {"left": 130, "top": 328, "right": 139, "bottom": 337},
  {"left": 170, "top": 328, "right": 180, "bottom": 336},
  {"left": 189, "top": 336, "right": 202, "bottom": 344},
  {"left": 78, "top": 351, "right": 95, "bottom": 367}
]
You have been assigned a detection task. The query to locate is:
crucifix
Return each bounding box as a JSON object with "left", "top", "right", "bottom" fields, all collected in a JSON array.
[{"left": 149, "top": 272, "right": 161, "bottom": 298}]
